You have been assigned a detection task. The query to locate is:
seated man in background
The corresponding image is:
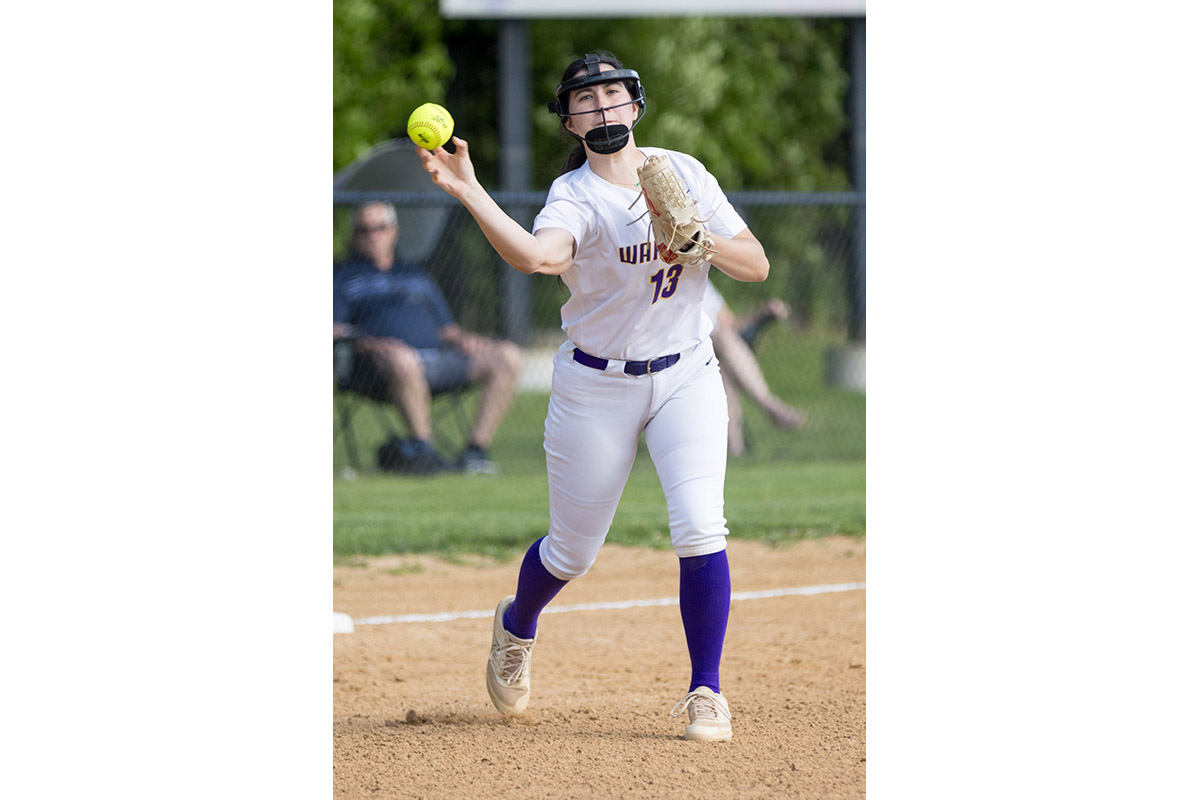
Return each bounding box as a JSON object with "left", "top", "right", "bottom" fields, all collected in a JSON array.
[
  {"left": 704, "top": 279, "right": 807, "bottom": 457},
  {"left": 334, "top": 202, "right": 521, "bottom": 474}
]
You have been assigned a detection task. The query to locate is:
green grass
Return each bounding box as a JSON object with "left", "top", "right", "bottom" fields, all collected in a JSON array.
[
  {"left": 333, "top": 327, "right": 865, "bottom": 558},
  {"left": 332, "top": 460, "right": 864, "bottom": 558}
]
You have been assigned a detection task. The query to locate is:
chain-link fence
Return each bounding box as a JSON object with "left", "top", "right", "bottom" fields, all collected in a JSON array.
[{"left": 333, "top": 191, "right": 864, "bottom": 475}]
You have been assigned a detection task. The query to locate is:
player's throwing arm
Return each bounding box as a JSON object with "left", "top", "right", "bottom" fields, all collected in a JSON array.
[{"left": 417, "top": 137, "right": 574, "bottom": 276}]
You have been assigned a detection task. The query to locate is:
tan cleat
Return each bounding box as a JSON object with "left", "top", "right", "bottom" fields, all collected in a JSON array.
[
  {"left": 670, "top": 686, "right": 733, "bottom": 742},
  {"left": 486, "top": 596, "right": 536, "bottom": 714}
]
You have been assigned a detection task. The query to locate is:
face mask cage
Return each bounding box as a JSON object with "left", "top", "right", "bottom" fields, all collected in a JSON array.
[{"left": 547, "top": 54, "right": 647, "bottom": 153}]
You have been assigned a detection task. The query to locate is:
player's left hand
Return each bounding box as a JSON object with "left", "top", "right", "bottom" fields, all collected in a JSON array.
[{"left": 636, "top": 155, "right": 717, "bottom": 268}]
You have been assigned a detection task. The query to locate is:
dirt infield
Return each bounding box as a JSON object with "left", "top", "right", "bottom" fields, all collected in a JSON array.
[{"left": 333, "top": 536, "right": 865, "bottom": 799}]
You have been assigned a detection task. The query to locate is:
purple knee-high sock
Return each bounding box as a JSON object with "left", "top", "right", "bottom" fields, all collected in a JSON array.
[
  {"left": 678, "top": 549, "right": 731, "bottom": 694},
  {"left": 502, "top": 536, "right": 569, "bottom": 640}
]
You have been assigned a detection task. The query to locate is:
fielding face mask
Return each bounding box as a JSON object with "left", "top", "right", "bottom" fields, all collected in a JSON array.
[{"left": 548, "top": 54, "right": 646, "bottom": 155}]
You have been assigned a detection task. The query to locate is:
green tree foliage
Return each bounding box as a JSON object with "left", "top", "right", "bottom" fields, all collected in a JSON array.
[
  {"left": 333, "top": 0, "right": 453, "bottom": 170},
  {"left": 529, "top": 18, "right": 851, "bottom": 191},
  {"left": 334, "top": 8, "right": 850, "bottom": 190}
]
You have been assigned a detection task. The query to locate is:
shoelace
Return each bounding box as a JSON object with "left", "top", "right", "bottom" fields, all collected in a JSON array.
[
  {"left": 491, "top": 641, "right": 532, "bottom": 686},
  {"left": 670, "top": 690, "right": 731, "bottom": 722}
]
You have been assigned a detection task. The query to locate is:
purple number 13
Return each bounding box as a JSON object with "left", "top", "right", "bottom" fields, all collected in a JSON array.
[{"left": 649, "top": 264, "right": 683, "bottom": 304}]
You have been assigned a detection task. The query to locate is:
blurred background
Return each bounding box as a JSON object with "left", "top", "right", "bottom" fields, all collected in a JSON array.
[{"left": 332, "top": 1, "right": 866, "bottom": 553}]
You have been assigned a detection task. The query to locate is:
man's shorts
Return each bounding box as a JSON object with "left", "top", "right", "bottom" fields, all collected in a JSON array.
[{"left": 346, "top": 345, "right": 472, "bottom": 401}]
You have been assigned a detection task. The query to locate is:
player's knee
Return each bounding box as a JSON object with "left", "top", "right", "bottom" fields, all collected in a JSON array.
[
  {"left": 538, "top": 537, "right": 598, "bottom": 580},
  {"left": 542, "top": 553, "right": 594, "bottom": 581},
  {"left": 670, "top": 524, "right": 728, "bottom": 560}
]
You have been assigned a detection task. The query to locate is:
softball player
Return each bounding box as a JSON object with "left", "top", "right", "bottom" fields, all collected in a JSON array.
[{"left": 418, "top": 50, "right": 769, "bottom": 742}]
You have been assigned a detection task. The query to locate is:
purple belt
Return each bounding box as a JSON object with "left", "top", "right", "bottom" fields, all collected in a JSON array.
[{"left": 572, "top": 347, "right": 681, "bottom": 376}]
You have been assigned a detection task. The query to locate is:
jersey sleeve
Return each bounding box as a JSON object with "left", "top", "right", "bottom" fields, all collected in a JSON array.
[
  {"left": 695, "top": 168, "right": 746, "bottom": 239},
  {"left": 532, "top": 182, "right": 593, "bottom": 249},
  {"left": 704, "top": 184, "right": 746, "bottom": 239}
]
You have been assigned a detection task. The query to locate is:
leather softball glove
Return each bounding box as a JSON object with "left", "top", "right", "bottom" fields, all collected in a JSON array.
[{"left": 635, "top": 155, "right": 718, "bottom": 267}]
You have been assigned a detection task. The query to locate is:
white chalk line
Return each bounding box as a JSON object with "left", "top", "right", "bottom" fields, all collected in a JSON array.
[{"left": 352, "top": 582, "right": 865, "bottom": 626}]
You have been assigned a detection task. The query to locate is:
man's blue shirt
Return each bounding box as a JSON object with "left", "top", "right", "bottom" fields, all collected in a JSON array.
[{"left": 333, "top": 259, "right": 455, "bottom": 349}]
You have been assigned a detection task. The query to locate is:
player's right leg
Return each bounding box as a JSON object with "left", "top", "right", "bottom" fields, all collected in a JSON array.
[
  {"left": 485, "top": 536, "right": 568, "bottom": 714},
  {"left": 539, "top": 347, "right": 651, "bottom": 579},
  {"left": 486, "top": 346, "right": 652, "bottom": 714}
]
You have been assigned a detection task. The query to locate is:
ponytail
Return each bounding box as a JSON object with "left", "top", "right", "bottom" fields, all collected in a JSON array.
[{"left": 559, "top": 144, "right": 587, "bottom": 176}]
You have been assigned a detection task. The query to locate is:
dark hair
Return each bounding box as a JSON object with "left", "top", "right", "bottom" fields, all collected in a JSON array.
[
  {"left": 556, "top": 50, "right": 635, "bottom": 176},
  {"left": 560, "top": 145, "right": 587, "bottom": 175}
]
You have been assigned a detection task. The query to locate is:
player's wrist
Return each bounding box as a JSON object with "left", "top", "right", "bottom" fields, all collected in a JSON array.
[{"left": 457, "top": 180, "right": 489, "bottom": 207}]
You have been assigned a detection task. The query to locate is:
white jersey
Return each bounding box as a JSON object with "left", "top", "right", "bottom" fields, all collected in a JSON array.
[
  {"left": 532, "top": 147, "right": 747, "bottom": 361},
  {"left": 701, "top": 279, "right": 727, "bottom": 330}
]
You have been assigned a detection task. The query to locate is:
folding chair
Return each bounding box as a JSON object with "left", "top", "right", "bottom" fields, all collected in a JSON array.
[{"left": 333, "top": 337, "right": 472, "bottom": 472}]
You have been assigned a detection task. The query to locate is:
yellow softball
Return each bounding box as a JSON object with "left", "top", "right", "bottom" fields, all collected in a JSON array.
[{"left": 407, "top": 103, "right": 454, "bottom": 150}]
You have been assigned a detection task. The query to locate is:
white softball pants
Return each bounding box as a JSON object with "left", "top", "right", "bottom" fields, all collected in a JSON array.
[{"left": 538, "top": 338, "right": 730, "bottom": 580}]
